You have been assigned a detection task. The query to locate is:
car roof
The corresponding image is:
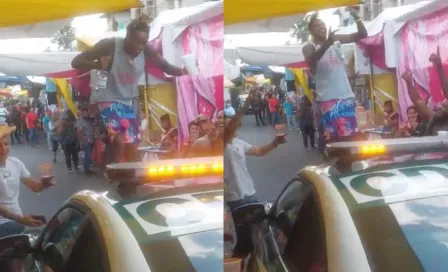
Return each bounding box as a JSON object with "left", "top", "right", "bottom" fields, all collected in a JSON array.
[
  {"left": 112, "top": 188, "right": 222, "bottom": 243},
  {"left": 325, "top": 156, "right": 448, "bottom": 211},
  {"left": 93, "top": 182, "right": 223, "bottom": 239}
]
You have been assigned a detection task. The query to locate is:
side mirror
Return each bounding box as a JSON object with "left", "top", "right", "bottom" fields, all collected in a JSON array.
[
  {"left": 0, "top": 234, "right": 32, "bottom": 260},
  {"left": 232, "top": 203, "right": 266, "bottom": 225},
  {"left": 43, "top": 243, "right": 64, "bottom": 272}
]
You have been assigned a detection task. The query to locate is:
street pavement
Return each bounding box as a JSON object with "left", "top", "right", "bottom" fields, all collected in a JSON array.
[
  {"left": 10, "top": 139, "right": 112, "bottom": 220},
  {"left": 237, "top": 114, "right": 324, "bottom": 201}
]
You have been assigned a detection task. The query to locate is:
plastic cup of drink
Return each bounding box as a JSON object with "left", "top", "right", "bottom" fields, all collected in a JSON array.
[
  {"left": 39, "top": 164, "right": 54, "bottom": 183},
  {"left": 181, "top": 54, "right": 199, "bottom": 76}
]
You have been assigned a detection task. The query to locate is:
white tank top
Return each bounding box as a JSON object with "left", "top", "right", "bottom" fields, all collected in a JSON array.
[{"left": 309, "top": 41, "right": 354, "bottom": 102}]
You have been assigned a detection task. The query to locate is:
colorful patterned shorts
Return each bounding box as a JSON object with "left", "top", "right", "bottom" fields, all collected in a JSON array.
[
  {"left": 318, "top": 98, "right": 358, "bottom": 141},
  {"left": 96, "top": 102, "right": 139, "bottom": 144}
]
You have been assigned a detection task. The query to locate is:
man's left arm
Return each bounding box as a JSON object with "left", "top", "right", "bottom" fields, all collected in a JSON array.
[
  {"left": 144, "top": 45, "right": 185, "bottom": 77},
  {"left": 334, "top": 11, "right": 368, "bottom": 44}
]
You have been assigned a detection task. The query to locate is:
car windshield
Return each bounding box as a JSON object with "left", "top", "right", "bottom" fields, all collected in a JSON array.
[
  {"left": 351, "top": 195, "right": 448, "bottom": 272},
  {"left": 112, "top": 189, "right": 223, "bottom": 271}
]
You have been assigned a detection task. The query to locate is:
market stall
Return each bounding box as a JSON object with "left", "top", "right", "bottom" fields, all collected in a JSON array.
[{"left": 358, "top": 0, "right": 448, "bottom": 121}]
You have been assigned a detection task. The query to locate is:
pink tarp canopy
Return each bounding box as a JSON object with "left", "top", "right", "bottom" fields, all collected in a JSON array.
[{"left": 356, "top": 0, "right": 448, "bottom": 122}]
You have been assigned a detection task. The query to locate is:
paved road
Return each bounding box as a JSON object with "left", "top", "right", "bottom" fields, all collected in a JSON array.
[
  {"left": 10, "top": 140, "right": 112, "bottom": 220},
  {"left": 238, "top": 115, "right": 324, "bottom": 201}
]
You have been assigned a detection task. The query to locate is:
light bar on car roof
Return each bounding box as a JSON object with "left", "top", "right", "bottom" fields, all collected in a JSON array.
[
  {"left": 105, "top": 156, "right": 223, "bottom": 184},
  {"left": 325, "top": 136, "right": 448, "bottom": 160}
]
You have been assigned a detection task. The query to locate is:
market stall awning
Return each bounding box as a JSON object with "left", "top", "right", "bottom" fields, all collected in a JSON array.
[
  {"left": 0, "top": 0, "right": 142, "bottom": 28},
  {"left": 0, "top": 19, "right": 70, "bottom": 39},
  {"left": 224, "top": 0, "right": 363, "bottom": 25}
]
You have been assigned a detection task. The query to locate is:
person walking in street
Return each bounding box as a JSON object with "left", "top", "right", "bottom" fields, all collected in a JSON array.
[
  {"left": 251, "top": 93, "right": 265, "bottom": 127},
  {"left": 6, "top": 108, "right": 22, "bottom": 145},
  {"left": 302, "top": 10, "right": 367, "bottom": 144},
  {"left": 26, "top": 107, "right": 39, "bottom": 146},
  {"left": 42, "top": 110, "right": 52, "bottom": 149},
  {"left": 299, "top": 96, "right": 316, "bottom": 150},
  {"left": 268, "top": 93, "right": 280, "bottom": 126},
  {"left": 283, "top": 96, "right": 296, "bottom": 131},
  {"left": 71, "top": 15, "right": 186, "bottom": 164},
  {"left": 224, "top": 89, "right": 286, "bottom": 259},
  {"left": 60, "top": 111, "right": 79, "bottom": 171},
  {"left": 49, "top": 112, "right": 63, "bottom": 163},
  {"left": 0, "top": 125, "right": 55, "bottom": 238},
  {"left": 76, "top": 107, "right": 95, "bottom": 174},
  {"left": 21, "top": 108, "right": 29, "bottom": 144}
]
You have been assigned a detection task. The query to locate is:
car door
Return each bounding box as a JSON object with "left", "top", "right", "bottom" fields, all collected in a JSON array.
[
  {"left": 32, "top": 201, "right": 110, "bottom": 272},
  {"left": 257, "top": 178, "right": 313, "bottom": 272},
  {"left": 281, "top": 178, "right": 328, "bottom": 272}
]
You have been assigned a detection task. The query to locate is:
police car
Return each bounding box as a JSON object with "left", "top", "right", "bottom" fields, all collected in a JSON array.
[
  {"left": 0, "top": 157, "right": 224, "bottom": 272},
  {"left": 241, "top": 136, "right": 448, "bottom": 272}
]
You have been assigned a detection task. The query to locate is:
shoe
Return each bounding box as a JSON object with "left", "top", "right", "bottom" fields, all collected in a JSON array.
[
  {"left": 84, "top": 169, "right": 95, "bottom": 174},
  {"left": 67, "top": 167, "right": 73, "bottom": 172}
]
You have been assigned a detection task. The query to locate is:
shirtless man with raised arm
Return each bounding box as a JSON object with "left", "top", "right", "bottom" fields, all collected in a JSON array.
[{"left": 71, "top": 16, "right": 186, "bottom": 163}]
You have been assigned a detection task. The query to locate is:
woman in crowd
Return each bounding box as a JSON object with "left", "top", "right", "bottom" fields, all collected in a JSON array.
[
  {"left": 181, "top": 120, "right": 199, "bottom": 157},
  {"left": 196, "top": 114, "right": 213, "bottom": 138},
  {"left": 402, "top": 105, "right": 428, "bottom": 137},
  {"left": 159, "top": 114, "right": 178, "bottom": 159}
]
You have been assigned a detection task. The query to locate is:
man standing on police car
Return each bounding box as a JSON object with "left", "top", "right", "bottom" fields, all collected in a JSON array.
[
  {"left": 224, "top": 89, "right": 286, "bottom": 259},
  {"left": 71, "top": 16, "right": 186, "bottom": 164},
  {"left": 302, "top": 10, "right": 367, "bottom": 143},
  {"left": 0, "top": 126, "right": 55, "bottom": 238}
]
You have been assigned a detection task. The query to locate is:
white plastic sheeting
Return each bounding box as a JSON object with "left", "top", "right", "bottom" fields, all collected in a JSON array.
[
  {"left": 0, "top": 52, "right": 78, "bottom": 76},
  {"left": 224, "top": 15, "right": 302, "bottom": 35},
  {"left": 149, "top": 1, "right": 223, "bottom": 72},
  {"left": 362, "top": 0, "right": 448, "bottom": 68},
  {"left": 0, "top": 19, "right": 70, "bottom": 39},
  {"left": 224, "top": 61, "right": 240, "bottom": 80}
]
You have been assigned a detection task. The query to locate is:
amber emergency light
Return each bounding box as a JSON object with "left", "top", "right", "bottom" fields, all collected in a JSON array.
[
  {"left": 105, "top": 156, "right": 223, "bottom": 184},
  {"left": 325, "top": 136, "right": 448, "bottom": 160}
]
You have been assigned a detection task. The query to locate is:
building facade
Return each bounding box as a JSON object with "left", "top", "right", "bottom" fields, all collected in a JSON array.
[
  {"left": 104, "top": 0, "right": 217, "bottom": 31},
  {"left": 361, "top": 0, "right": 425, "bottom": 21}
]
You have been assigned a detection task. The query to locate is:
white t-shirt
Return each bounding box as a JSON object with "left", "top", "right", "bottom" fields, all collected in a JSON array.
[
  {"left": 224, "top": 138, "right": 256, "bottom": 202},
  {"left": 0, "top": 157, "right": 31, "bottom": 225}
]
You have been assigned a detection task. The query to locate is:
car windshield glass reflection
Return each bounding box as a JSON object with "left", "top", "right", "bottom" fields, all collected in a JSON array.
[
  {"left": 141, "top": 229, "right": 223, "bottom": 272},
  {"left": 352, "top": 195, "right": 448, "bottom": 272}
]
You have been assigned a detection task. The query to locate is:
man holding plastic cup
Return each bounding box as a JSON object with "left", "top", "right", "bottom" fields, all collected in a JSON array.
[{"left": 0, "top": 126, "right": 55, "bottom": 238}]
